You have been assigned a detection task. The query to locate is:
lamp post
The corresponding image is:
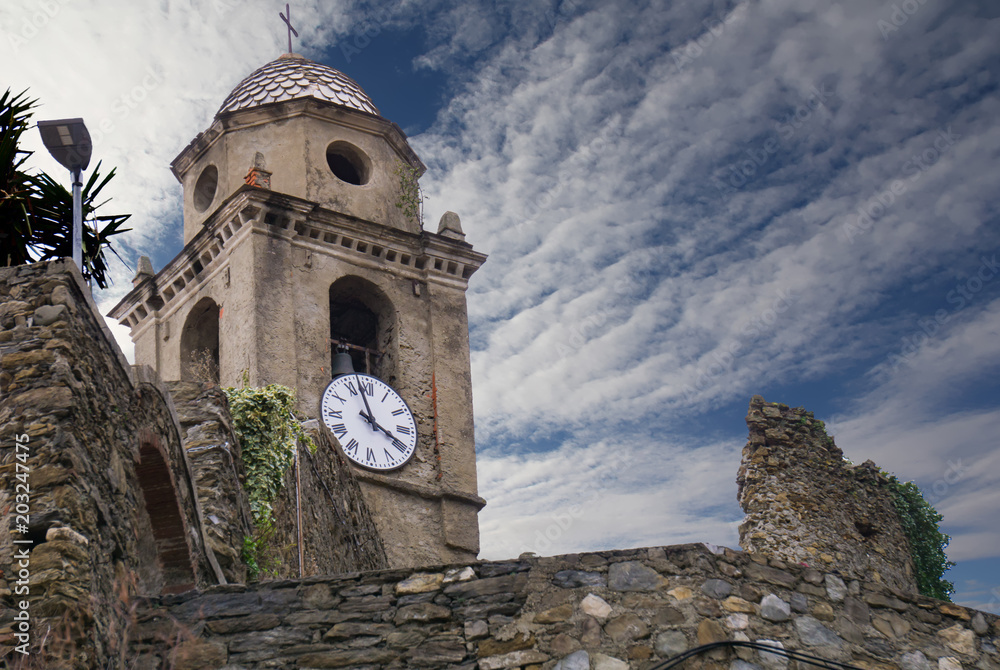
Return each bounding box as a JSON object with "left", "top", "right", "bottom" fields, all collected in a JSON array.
[{"left": 37, "top": 118, "right": 92, "bottom": 271}]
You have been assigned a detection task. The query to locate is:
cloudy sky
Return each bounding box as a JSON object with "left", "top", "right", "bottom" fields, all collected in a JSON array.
[{"left": 5, "top": 0, "right": 999, "bottom": 612}]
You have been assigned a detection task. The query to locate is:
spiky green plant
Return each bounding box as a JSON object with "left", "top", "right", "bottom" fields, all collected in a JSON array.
[{"left": 1, "top": 88, "right": 130, "bottom": 288}]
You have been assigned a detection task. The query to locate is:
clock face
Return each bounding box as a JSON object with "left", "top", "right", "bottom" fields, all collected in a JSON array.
[{"left": 320, "top": 373, "right": 417, "bottom": 471}]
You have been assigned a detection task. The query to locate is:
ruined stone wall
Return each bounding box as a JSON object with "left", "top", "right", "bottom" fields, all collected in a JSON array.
[
  {"left": 167, "top": 380, "right": 254, "bottom": 585},
  {"left": 132, "top": 542, "right": 999, "bottom": 669},
  {"left": 737, "top": 396, "right": 917, "bottom": 594},
  {"left": 0, "top": 261, "right": 220, "bottom": 667},
  {"left": 269, "top": 420, "right": 389, "bottom": 579}
]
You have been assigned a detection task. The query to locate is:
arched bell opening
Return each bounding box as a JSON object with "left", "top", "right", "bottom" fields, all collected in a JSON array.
[
  {"left": 180, "top": 297, "right": 220, "bottom": 383},
  {"left": 135, "top": 438, "right": 197, "bottom": 595},
  {"left": 329, "top": 276, "right": 397, "bottom": 384}
]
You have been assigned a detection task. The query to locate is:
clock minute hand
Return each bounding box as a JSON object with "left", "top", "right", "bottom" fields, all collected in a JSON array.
[{"left": 356, "top": 374, "right": 379, "bottom": 432}]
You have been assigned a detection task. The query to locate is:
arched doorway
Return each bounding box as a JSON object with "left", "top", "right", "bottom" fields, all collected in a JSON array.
[
  {"left": 135, "top": 438, "right": 196, "bottom": 594},
  {"left": 180, "top": 297, "right": 220, "bottom": 383}
]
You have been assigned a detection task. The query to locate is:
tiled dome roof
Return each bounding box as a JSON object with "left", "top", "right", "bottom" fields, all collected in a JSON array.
[{"left": 217, "top": 54, "right": 380, "bottom": 117}]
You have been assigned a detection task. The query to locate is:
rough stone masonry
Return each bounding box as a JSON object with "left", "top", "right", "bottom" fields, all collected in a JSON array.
[
  {"left": 737, "top": 396, "right": 917, "bottom": 593},
  {"left": 132, "top": 543, "right": 999, "bottom": 669},
  {"left": 2, "top": 261, "right": 996, "bottom": 670},
  {"left": 0, "top": 261, "right": 388, "bottom": 667}
]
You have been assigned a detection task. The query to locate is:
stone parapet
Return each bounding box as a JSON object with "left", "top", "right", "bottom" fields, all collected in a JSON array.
[
  {"left": 167, "top": 381, "right": 255, "bottom": 585},
  {"left": 131, "top": 543, "right": 999, "bottom": 669},
  {"left": 0, "top": 260, "right": 221, "bottom": 666},
  {"left": 737, "top": 396, "right": 917, "bottom": 594}
]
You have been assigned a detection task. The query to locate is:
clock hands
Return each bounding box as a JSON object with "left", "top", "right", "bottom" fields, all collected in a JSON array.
[
  {"left": 355, "top": 376, "right": 403, "bottom": 442},
  {"left": 322, "top": 373, "right": 417, "bottom": 471},
  {"left": 358, "top": 411, "right": 401, "bottom": 442},
  {"left": 355, "top": 373, "right": 379, "bottom": 432}
]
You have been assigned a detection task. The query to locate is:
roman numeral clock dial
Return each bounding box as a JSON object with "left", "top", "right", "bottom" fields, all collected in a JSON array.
[{"left": 320, "top": 373, "right": 418, "bottom": 471}]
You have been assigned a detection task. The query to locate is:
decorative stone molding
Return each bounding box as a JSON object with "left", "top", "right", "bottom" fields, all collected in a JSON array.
[{"left": 108, "top": 186, "right": 486, "bottom": 336}]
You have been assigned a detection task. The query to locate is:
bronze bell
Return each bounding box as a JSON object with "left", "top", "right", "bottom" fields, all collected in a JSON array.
[{"left": 331, "top": 347, "right": 356, "bottom": 378}]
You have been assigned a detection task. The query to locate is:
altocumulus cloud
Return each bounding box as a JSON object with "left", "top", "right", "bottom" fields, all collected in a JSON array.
[
  {"left": 5, "top": 0, "right": 999, "bottom": 608},
  {"left": 413, "top": 0, "right": 1000, "bottom": 596}
]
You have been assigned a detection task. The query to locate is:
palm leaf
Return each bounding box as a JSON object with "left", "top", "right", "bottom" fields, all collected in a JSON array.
[{"left": 1, "top": 88, "right": 131, "bottom": 288}]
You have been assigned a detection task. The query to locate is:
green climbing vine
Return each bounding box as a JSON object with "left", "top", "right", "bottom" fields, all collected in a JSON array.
[
  {"left": 393, "top": 160, "right": 423, "bottom": 225},
  {"left": 885, "top": 475, "right": 955, "bottom": 600},
  {"left": 224, "top": 374, "right": 314, "bottom": 579}
]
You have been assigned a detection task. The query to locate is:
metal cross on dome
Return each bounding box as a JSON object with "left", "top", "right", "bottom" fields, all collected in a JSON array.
[{"left": 279, "top": 3, "right": 299, "bottom": 54}]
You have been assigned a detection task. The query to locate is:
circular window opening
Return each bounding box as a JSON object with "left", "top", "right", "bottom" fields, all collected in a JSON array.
[
  {"left": 193, "top": 165, "right": 219, "bottom": 212},
  {"left": 326, "top": 141, "right": 370, "bottom": 186}
]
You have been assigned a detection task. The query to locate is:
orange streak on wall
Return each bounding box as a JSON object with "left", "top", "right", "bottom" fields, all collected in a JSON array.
[{"left": 431, "top": 372, "right": 441, "bottom": 480}]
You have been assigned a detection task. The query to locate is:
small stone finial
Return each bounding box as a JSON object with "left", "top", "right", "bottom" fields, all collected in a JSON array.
[
  {"left": 437, "top": 211, "right": 465, "bottom": 240},
  {"left": 132, "top": 256, "right": 154, "bottom": 286},
  {"left": 245, "top": 152, "right": 272, "bottom": 189}
]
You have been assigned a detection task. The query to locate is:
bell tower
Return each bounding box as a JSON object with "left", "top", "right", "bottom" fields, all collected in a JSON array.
[{"left": 111, "top": 54, "right": 487, "bottom": 567}]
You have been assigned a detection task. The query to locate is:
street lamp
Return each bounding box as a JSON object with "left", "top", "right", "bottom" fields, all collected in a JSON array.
[{"left": 37, "top": 118, "right": 92, "bottom": 271}]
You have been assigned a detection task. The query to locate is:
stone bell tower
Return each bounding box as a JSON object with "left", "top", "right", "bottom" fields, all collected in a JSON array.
[{"left": 110, "top": 54, "right": 487, "bottom": 567}]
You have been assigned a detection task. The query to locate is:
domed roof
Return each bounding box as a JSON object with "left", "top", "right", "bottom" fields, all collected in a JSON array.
[{"left": 217, "top": 54, "right": 380, "bottom": 117}]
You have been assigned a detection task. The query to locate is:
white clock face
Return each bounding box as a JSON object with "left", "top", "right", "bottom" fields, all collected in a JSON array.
[{"left": 320, "top": 373, "right": 417, "bottom": 471}]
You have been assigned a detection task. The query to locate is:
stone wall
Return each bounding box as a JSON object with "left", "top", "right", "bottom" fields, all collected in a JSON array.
[
  {"left": 0, "top": 261, "right": 222, "bottom": 667},
  {"left": 167, "top": 380, "right": 254, "bottom": 585},
  {"left": 737, "top": 396, "right": 917, "bottom": 594},
  {"left": 268, "top": 420, "right": 389, "bottom": 579},
  {"left": 131, "top": 542, "right": 999, "bottom": 669}
]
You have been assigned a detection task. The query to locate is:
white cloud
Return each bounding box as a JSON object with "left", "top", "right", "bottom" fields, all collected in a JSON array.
[
  {"left": 6, "top": 0, "right": 998, "bottom": 587},
  {"left": 478, "top": 435, "right": 743, "bottom": 560},
  {"left": 415, "top": 0, "right": 1000, "bottom": 567},
  {"left": 4, "top": 0, "right": 359, "bottom": 312}
]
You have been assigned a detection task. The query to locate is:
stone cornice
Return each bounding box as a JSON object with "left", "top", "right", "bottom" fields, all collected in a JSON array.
[
  {"left": 353, "top": 469, "right": 487, "bottom": 510},
  {"left": 170, "top": 97, "right": 425, "bottom": 182},
  {"left": 108, "top": 186, "right": 487, "bottom": 332}
]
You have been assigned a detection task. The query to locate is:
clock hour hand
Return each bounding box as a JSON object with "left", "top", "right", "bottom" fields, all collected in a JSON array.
[
  {"left": 358, "top": 411, "right": 399, "bottom": 441},
  {"left": 358, "top": 410, "right": 384, "bottom": 432}
]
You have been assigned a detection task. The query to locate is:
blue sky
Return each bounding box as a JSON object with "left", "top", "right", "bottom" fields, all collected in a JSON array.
[{"left": 4, "top": 0, "right": 999, "bottom": 613}]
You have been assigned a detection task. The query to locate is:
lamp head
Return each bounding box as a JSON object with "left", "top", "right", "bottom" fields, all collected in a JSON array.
[{"left": 37, "top": 118, "right": 92, "bottom": 172}]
